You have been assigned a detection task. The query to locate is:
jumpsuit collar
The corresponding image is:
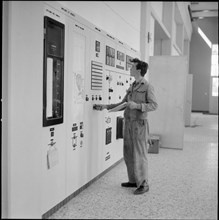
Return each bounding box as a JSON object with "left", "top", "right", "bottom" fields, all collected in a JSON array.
[{"left": 132, "top": 77, "right": 146, "bottom": 91}]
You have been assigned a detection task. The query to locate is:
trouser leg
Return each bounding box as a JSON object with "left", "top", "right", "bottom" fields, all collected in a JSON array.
[
  {"left": 132, "top": 120, "right": 148, "bottom": 188},
  {"left": 123, "top": 120, "right": 148, "bottom": 187},
  {"left": 123, "top": 120, "right": 135, "bottom": 183}
]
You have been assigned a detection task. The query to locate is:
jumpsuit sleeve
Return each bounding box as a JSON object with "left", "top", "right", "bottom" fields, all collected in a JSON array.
[
  {"left": 106, "top": 89, "right": 130, "bottom": 111},
  {"left": 140, "top": 84, "right": 158, "bottom": 112}
]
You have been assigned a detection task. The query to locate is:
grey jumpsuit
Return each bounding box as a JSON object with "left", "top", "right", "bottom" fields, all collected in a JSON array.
[{"left": 107, "top": 78, "right": 158, "bottom": 188}]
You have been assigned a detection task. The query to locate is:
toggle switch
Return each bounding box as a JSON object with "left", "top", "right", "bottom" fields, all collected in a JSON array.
[
  {"left": 86, "top": 95, "right": 89, "bottom": 101},
  {"left": 80, "top": 140, "right": 83, "bottom": 147},
  {"left": 48, "top": 140, "right": 56, "bottom": 147},
  {"left": 71, "top": 133, "right": 77, "bottom": 150},
  {"left": 80, "top": 122, "right": 83, "bottom": 129},
  {"left": 80, "top": 131, "right": 84, "bottom": 138},
  {"left": 106, "top": 75, "right": 112, "bottom": 82}
]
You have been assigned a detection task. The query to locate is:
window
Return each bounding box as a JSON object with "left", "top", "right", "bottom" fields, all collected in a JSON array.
[
  {"left": 198, "top": 27, "right": 212, "bottom": 48},
  {"left": 211, "top": 44, "right": 218, "bottom": 97},
  {"left": 212, "top": 77, "right": 218, "bottom": 96}
]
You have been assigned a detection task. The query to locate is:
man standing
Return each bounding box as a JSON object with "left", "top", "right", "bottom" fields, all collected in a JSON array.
[{"left": 93, "top": 58, "right": 158, "bottom": 195}]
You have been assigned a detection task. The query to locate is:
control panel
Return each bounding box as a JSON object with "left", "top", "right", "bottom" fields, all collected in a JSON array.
[{"left": 41, "top": 1, "right": 140, "bottom": 214}]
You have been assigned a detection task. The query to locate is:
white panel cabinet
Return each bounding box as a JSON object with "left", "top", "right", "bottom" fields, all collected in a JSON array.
[
  {"left": 185, "top": 74, "right": 193, "bottom": 126},
  {"left": 148, "top": 56, "right": 187, "bottom": 149}
]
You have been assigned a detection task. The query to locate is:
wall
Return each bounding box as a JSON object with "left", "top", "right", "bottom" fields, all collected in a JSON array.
[
  {"left": 189, "top": 18, "right": 218, "bottom": 112},
  {"left": 2, "top": 1, "right": 9, "bottom": 218},
  {"left": 6, "top": 1, "right": 43, "bottom": 218},
  {"left": 197, "top": 17, "right": 218, "bottom": 44},
  {"left": 176, "top": 2, "right": 192, "bottom": 41},
  {"left": 151, "top": 2, "right": 192, "bottom": 57},
  {"left": 172, "top": 45, "right": 180, "bottom": 55},
  {"left": 151, "top": 1, "right": 163, "bottom": 21},
  {"left": 59, "top": 1, "right": 141, "bottom": 51}
]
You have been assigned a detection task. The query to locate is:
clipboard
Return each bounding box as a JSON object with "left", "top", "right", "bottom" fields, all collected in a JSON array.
[{"left": 108, "top": 102, "right": 127, "bottom": 112}]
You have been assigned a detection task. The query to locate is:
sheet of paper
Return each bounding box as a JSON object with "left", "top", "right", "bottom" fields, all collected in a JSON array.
[
  {"left": 108, "top": 102, "right": 127, "bottom": 112},
  {"left": 47, "top": 146, "right": 59, "bottom": 169}
]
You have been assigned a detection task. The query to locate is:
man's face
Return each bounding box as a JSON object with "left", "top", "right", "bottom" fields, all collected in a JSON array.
[{"left": 130, "top": 63, "right": 140, "bottom": 77}]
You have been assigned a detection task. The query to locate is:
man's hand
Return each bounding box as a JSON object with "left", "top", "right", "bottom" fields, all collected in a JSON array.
[
  {"left": 127, "top": 101, "right": 140, "bottom": 110},
  {"left": 93, "top": 104, "right": 107, "bottom": 111}
]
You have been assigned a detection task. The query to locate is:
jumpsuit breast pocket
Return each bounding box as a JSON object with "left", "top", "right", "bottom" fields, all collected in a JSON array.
[{"left": 135, "top": 88, "right": 147, "bottom": 103}]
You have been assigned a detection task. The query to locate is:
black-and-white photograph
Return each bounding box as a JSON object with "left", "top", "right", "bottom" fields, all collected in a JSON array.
[{"left": 2, "top": 1, "right": 218, "bottom": 219}]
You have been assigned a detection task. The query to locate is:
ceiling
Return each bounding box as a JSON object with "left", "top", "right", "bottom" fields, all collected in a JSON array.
[{"left": 189, "top": 2, "right": 218, "bottom": 21}]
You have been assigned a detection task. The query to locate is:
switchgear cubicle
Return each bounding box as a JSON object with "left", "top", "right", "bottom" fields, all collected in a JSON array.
[{"left": 42, "top": 1, "right": 139, "bottom": 214}]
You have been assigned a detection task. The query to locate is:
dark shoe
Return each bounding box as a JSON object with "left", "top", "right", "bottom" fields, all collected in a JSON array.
[
  {"left": 134, "top": 185, "right": 149, "bottom": 195},
  {"left": 121, "top": 182, "right": 137, "bottom": 187}
]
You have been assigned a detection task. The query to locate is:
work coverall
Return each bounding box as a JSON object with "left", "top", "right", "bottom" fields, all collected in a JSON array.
[{"left": 107, "top": 77, "right": 158, "bottom": 188}]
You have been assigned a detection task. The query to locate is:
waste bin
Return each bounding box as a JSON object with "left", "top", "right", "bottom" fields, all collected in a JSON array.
[{"left": 148, "top": 135, "right": 160, "bottom": 154}]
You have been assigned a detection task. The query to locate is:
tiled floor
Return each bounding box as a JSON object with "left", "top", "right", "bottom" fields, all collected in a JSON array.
[{"left": 48, "top": 113, "right": 218, "bottom": 219}]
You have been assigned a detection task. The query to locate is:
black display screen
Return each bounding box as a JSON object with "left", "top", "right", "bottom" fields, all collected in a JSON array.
[
  {"left": 43, "top": 16, "right": 65, "bottom": 127},
  {"left": 106, "top": 46, "right": 115, "bottom": 67}
]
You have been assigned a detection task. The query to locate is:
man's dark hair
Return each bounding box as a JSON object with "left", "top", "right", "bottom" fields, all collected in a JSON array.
[{"left": 130, "top": 58, "right": 148, "bottom": 76}]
